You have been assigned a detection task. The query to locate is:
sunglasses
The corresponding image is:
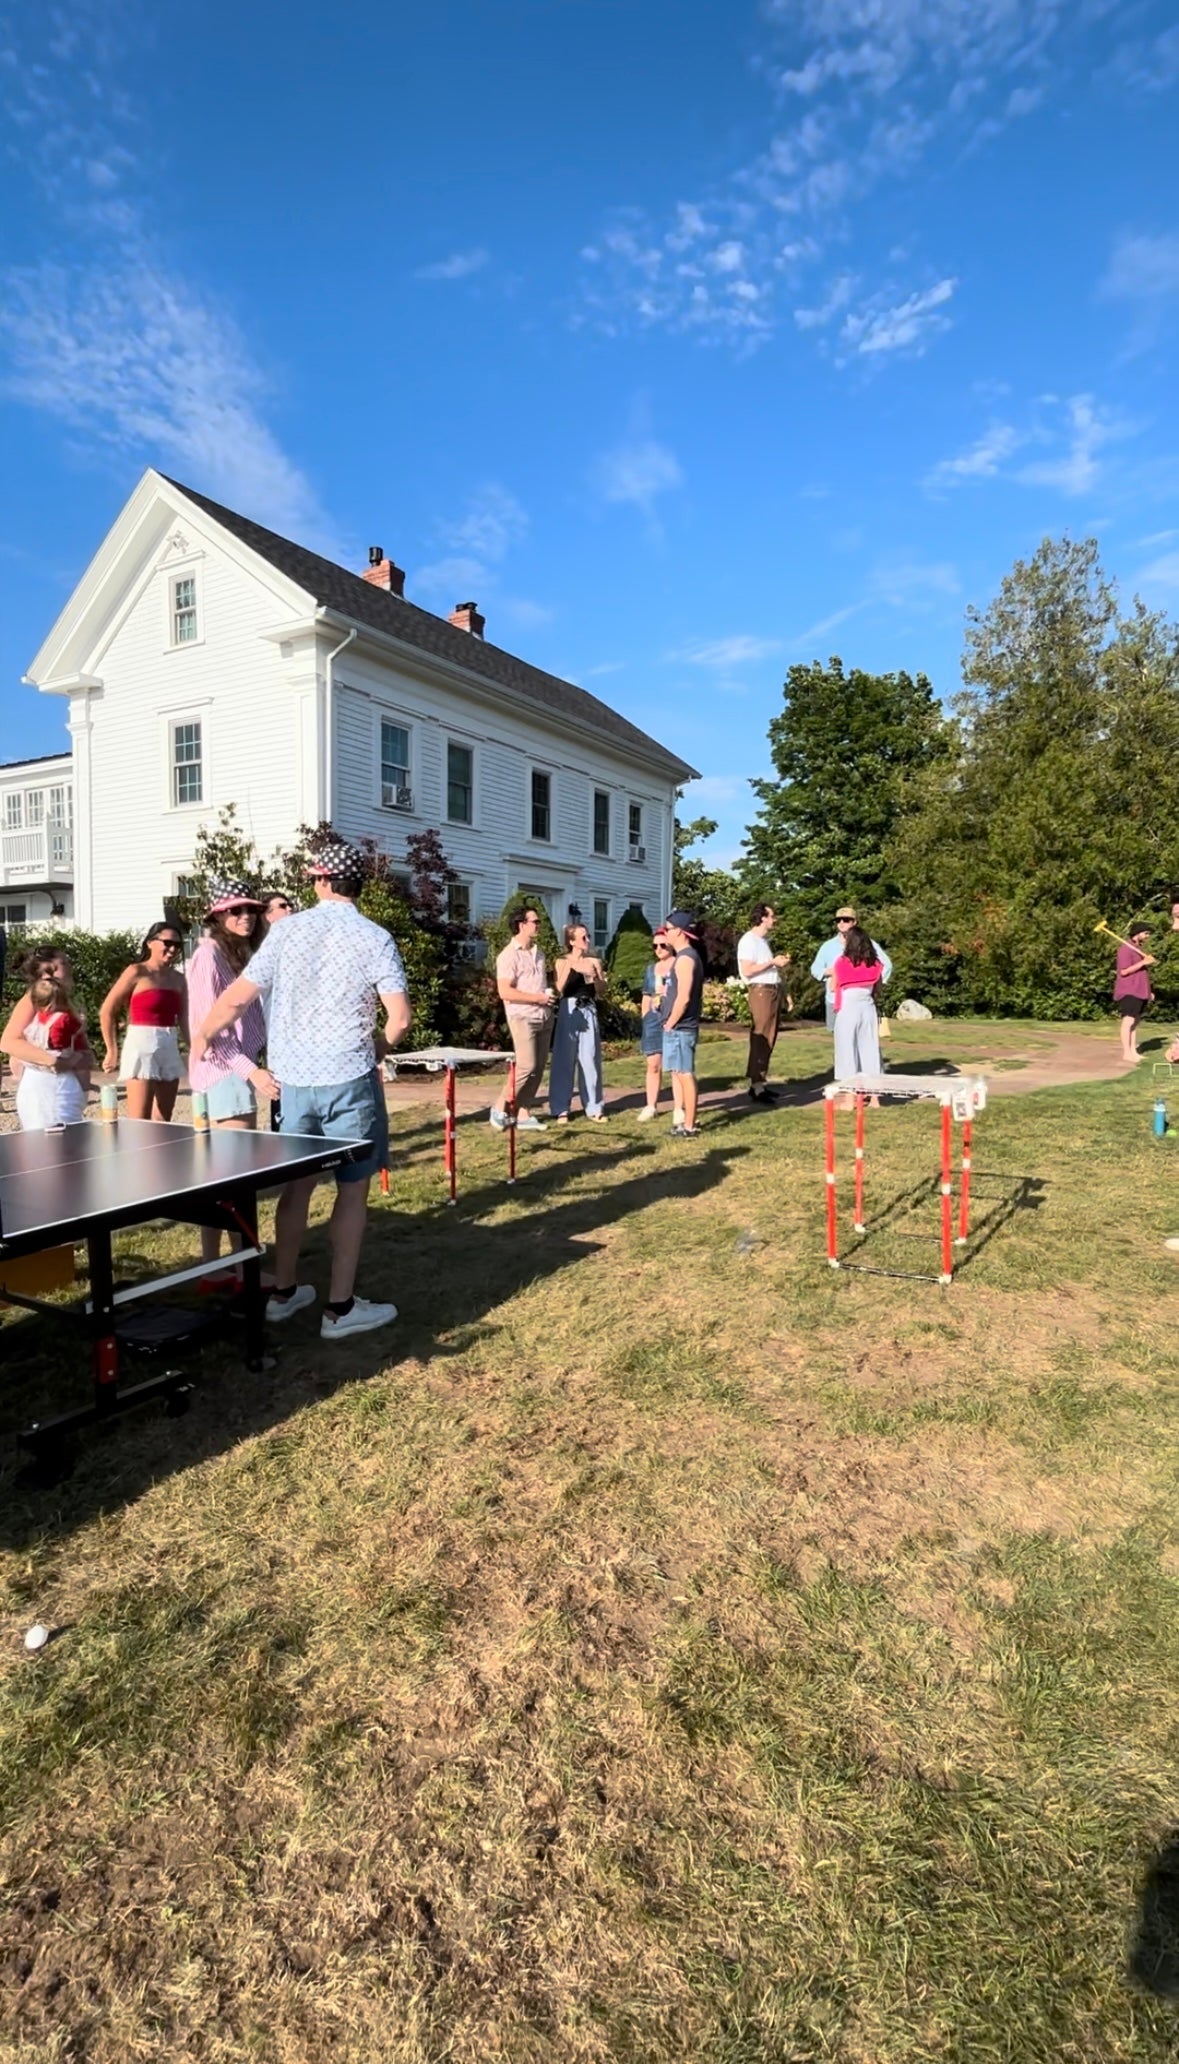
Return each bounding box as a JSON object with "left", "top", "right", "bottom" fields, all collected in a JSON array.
[
  {"left": 158, "top": 939, "right": 182, "bottom": 951},
  {"left": 268, "top": 898, "right": 292, "bottom": 911},
  {"left": 223, "top": 904, "right": 257, "bottom": 917},
  {"left": 837, "top": 916, "right": 855, "bottom": 925}
]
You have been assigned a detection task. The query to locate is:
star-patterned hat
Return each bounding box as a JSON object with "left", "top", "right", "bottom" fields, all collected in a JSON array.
[
  {"left": 305, "top": 839, "right": 368, "bottom": 886},
  {"left": 204, "top": 879, "right": 264, "bottom": 918}
]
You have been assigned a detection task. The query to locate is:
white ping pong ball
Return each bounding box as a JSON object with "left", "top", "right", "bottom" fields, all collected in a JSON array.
[{"left": 24, "top": 1624, "right": 50, "bottom": 1653}]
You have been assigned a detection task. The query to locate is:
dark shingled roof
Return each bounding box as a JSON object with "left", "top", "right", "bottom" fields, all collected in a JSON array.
[
  {"left": 0, "top": 753, "right": 71, "bottom": 771},
  {"left": 166, "top": 479, "right": 696, "bottom": 780}
]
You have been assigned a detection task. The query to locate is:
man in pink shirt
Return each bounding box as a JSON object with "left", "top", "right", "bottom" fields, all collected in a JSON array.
[{"left": 490, "top": 905, "right": 555, "bottom": 1133}]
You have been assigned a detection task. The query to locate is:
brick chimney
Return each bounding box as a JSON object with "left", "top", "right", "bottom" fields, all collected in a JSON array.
[
  {"left": 448, "top": 600, "right": 485, "bottom": 638},
  {"left": 362, "top": 545, "right": 406, "bottom": 597}
]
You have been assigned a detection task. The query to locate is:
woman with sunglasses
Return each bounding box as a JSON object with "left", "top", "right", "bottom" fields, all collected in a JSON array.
[
  {"left": 637, "top": 927, "right": 676, "bottom": 1122},
  {"left": 186, "top": 883, "right": 279, "bottom": 1278},
  {"left": 1, "top": 948, "right": 88, "bottom": 1095},
  {"left": 99, "top": 922, "right": 189, "bottom": 1120}
]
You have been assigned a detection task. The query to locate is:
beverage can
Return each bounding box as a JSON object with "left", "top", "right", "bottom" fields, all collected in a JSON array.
[
  {"left": 192, "top": 1090, "right": 209, "bottom": 1132},
  {"left": 100, "top": 1084, "right": 118, "bottom": 1124}
]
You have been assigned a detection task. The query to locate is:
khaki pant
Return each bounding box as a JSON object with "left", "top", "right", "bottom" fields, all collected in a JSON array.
[
  {"left": 508, "top": 1015, "right": 552, "bottom": 1112},
  {"left": 746, "top": 983, "right": 781, "bottom": 1085}
]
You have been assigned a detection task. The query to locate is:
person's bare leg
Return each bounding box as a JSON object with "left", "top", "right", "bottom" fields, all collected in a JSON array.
[
  {"left": 201, "top": 1115, "right": 254, "bottom": 1266},
  {"left": 645, "top": 1053, "right": 662, "bottom": 1110},
  {"left": 676, "top": 1071, "right": 698, "bottom": 1129},
  {"left": 124, "top": 1078, "right": 151, "bottom": 1119},
  {"left": 327, "top": 1178, "right": 371, "bottom": 1303},
  {"left": 1119, "top": 1016, "right": 1136, "bottom": 1062},
  {"left": 274, "top": 1174, "right": 318, "bottom": 1287},
  {"left": 154, "top": 1078, "right": 179, "bottom": 1120}
]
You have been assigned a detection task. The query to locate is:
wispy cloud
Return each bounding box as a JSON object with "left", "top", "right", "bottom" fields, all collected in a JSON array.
[
  {"left": 592, "top": 434, "right": 684, "bottom": 520},
  {"left": 0, "top": 2, "right": 326, "bottom": 539},
  {"left": 574, "top": 0, "right": 1133, "bottom": 351},
  {"left": 926, "top": 394, "right": 1136, "bottom": 500},
  {"left": 840, "top": 277, "right": 957, "bottom": 358},
  {"left": 415, "top": 248, "right": 490, "bottom": 282},
  {"left": 413, "top": 483, "right": 529, "bottom": 599},
  {"left": 1136, "top": 549, "right": 1179, "bottom": 596},
  {"left": 1100, "top": 230, "right": 1179, "bottom": 351},
  {"left": 671, "top": 635, "right": 780, "bottom": 670}
]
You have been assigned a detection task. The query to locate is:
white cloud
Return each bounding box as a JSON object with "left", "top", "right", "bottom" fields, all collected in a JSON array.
[
  {"left": 671, "top": 635, "right": 780, "bottom": 670},
  {"left": 415, "top": 248, "right": 490, "bottom": 282},
  {"left": 500, "top": 597, "right": 555, "bottom": 629},
  {"left": 413, "top": 483, "right": 528, "bottom": 599},
  {"left": 1101, "top": 231, "right": 1179, "bottom": 306},
  {"left": 794, "top": 271, "right": 856, "bottom": 329},
  {"left": 1137, "top": 550, "right": 1179, "bottom": 595},
  {"left": 925, "top": 421, "right": 1024, "bottom": 490},
  {"left": 868, "top": 559, "right": 960, "bottom": 606},
  {"left": 593, "top": 435, "right": 683, "bottom": 518},
  {"left": 0, "top": 2, "right": 326, "bottom": 541},
  {"left": 1017, "top": 394, "right": 1133, "bottom": 497},
  {"left": 841, "top": 277, "right": 957, "bottom": 357}
]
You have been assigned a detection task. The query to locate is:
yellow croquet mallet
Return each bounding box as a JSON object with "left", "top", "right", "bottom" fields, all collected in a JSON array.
[{"left": 1094, "top": 917, "right": 1143, "bottom": 952}]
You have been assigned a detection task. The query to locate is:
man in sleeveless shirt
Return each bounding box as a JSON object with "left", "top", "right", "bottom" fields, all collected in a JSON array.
[{"left": 661, "top": 909, "right": 705, "bottom": 1138}]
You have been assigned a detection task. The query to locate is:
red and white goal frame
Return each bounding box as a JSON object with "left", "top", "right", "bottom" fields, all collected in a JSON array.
[{"left": 823, "top": 1074, "right": 988, "bottom": 1286}]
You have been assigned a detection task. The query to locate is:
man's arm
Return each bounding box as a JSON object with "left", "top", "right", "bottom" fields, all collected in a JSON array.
[
  {"left": 875, "top": 943, "right": 893, "bottom": 983},
  {"left": 190, "top": 973, "right": 263, "bottom": 1064},
  {"left": 809, "top": 943, "right": 832, "bottom": 982},
  {"left": 380, "top": 988, "right": 412, "bottom": 1048},
  {"left": 662, "top": 954, "right": 690, "bottom": 1031}
]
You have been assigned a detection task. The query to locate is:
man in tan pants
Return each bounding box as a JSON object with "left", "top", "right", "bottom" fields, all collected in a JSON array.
[
  {"left": 489, "top": 904, "right": 554, "bottom": 1133},
  {"left": 737, "top": 903, "right": 790, "bottom": 1102}
]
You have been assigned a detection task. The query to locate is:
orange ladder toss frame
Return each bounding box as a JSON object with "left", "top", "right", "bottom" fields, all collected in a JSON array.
[{"left": 823, "top": 1073, "right": 987, "bottom": 1286}]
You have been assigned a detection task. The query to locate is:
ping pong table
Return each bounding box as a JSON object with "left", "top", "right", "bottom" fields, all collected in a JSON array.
[{"left": 0, "top": 1118, "right": 367, "bottom": 1457}]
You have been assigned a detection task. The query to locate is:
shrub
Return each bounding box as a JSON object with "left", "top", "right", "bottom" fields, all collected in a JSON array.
[
  {"left": 606, "top": 907, "right": 654, "bottom": 996},
  {"left": 439, "top": 968, "right": 505, "bottom": 1050},
  {"left": 484, "top": 896, "right": 561, "bottom": 965}
]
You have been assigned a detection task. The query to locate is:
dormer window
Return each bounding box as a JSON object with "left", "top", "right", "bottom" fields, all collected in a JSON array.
[{"left": 171, "top": 574, "right": 198, "bottom": 646}]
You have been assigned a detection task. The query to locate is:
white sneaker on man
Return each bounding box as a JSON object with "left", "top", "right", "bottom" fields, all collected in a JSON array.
[
  {"left": 265, "top": 1283, "right": 317, "bottom": 1322},
  {"left": 516, "top": 1113, "right": 547, "bottom": 1131},
  {"left": 320, "top": 1297, "right": 399, "bottom": 1340},
  {"left": 488, "top": 1107, "right": 508, "bottom": 1131}
]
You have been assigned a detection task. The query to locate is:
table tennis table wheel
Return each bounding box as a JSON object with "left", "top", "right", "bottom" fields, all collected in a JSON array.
[{"left": 163, "top": 1381, "right": 194, "bottom": 1419}]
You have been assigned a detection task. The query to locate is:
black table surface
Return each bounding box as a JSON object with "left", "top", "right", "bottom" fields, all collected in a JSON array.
[{"left": 0, "top": 1119, "right": 368, "bottom": 1250}]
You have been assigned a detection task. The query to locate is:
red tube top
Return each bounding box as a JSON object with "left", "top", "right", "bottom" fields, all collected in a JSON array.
[{"left": 129, "top": 984, "right": 182, "bottom": 1028}]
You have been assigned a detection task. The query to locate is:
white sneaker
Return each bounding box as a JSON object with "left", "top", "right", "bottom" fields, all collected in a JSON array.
[
  {"left": 673, "top": 1109, "right": 684, "bottom": 1128},
  {"left": 516, "top": 1113, "right": 547, "bottom": 1132},
  {"left": 488, "top": 1108, "right": 508, "bottom": 1131},
  {"left": 265, "top": 1283, "right": 316, "bottom": 1322},
  {"left": 320, "top": 1296, "right": 399, "bottom": 1340},
  {"left": 637, "top": 1106, "right": 657, "bottom": 1121},
  {"left": 1165, "top": 1237, "right": 1179, "bottom": 1252}
]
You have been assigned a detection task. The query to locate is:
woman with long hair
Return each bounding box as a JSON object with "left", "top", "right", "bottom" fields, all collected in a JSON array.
[
  {"left": 186, "top": 882, "right": 279, "bottom": 1276},
  {"left": 637, "top": 927, "right": 675, "bottom": 1121},
  {"left": 549, "top": 921, "right": 608, "bottom": 1122},
  {"left": 0, "top": 947, "right": 90, "bottom": 1106},
  {"left": 832, "top": 924, "right": 884, "bottom": 1107},
  {"left": 99, "top": 921, "right": 189, "bottom": 1120}
]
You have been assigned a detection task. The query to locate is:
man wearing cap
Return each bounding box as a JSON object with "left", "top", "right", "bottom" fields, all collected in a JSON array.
[
  {"left": 191, "top": 838, "right": 411, "bottom": 1340},
  {"left": 811, "top": 907, "right": 892, "bottom": 1040},
  {"left": 737, "top": 903, "right": 791, "bottom": 1102},
  {"left": 660, "top": 910, "right": 705, "bottom": 1138}
]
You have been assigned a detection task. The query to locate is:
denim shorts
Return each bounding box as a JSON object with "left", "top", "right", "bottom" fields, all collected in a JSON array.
[
  {"left": 205, "top": 1071, "right": 257, "bottom": 1122},
  {"left": 278, "top": 1070, "right": 388, "bottom": 1184},
  {"left": 663, "top": 1027, "right": 698, "bottom": 1074}
]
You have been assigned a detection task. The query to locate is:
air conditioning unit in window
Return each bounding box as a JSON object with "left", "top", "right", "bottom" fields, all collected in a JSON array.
[
  {"left": 629, "top": 843, "right": 646, "bottom": 864},
  {"left": 382, "top": 783, "right": 413, "bottom": 811}
]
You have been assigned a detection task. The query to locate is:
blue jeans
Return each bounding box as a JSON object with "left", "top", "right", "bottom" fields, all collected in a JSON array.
[{"left": 549, "top": 998, "right": 604, "bottom": 1116}]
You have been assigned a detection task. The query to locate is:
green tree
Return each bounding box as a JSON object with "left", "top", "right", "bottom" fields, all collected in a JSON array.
[
  {"left": 672, "top": 813, "right": 745, "bottom": 932},
  {"left": 484, "top": 895, "right": 561, "bottom": 966},
  {"left": 886, "top": 537, "right": 1179, "bottom": 1017},
  {"left": 270, "top": 822, "right": 443, "bottom": 1045},
  {"left": 172, "top": 804, "right": 267, "bottom": 933},
  {"left": 739, "top": 658, "right": 949, "bottom": 940},
  {"left": 605, "top": 905, "right": 654, "bottom": 995}
]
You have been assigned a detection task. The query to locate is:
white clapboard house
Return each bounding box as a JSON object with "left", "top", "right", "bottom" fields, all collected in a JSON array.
[
  {"left": 0, "top": 754, "right": 74, "bottom": 933},
  {"left": 22, "top": 470, "right": 696, "bottom": 949}
]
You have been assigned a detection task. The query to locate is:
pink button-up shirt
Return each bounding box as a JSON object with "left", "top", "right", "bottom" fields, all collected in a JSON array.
[{"left": 186, "top": 938, "right": 267, "bottom": 1090}]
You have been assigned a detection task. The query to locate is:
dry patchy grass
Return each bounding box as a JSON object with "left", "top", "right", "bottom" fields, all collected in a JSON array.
[{"left": 2, "top": 1034, "right": 1179, "bottom": 2060}]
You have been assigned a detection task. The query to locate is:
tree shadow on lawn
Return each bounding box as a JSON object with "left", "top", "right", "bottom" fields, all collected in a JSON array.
[
  {"left": 1130, "top": 1831, "right": 1179, "bottom": 2000},
  {"left": 0, "top": 1142, "right": 748, "bottom": 1551}
]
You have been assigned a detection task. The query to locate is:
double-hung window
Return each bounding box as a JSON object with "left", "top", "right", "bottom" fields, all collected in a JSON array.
[
  {"left": 628, "top": 802, "right": 643, "bottom": 853},
  {"left": 171, "top": 574, "right": 198, "bottom": 645},
  {"left": 4, "top": 794, "right": 22, "bottom": 832},
  {"left": 380, "top": 720, "right": 411, "bottom": 808},
  {"left": 593, "top": 899, "right": 610, "bottom": 954},
  {"left": 592, "top": 788, "right": 610, "bottom": 857},
  {"left": 447, "top": 881, "right": 472, "bottom": 926},
  {"left": 25, "top": 790, "right": 44, "bottom": 825},
  {"left": 171, "top": 719, "right": 203, "bottom": 806},
  {"left": 531, "top": 769, "right": 552, "bottom": 842},
  {"left": 447, "top": 741, "right": 474, "bottom": 825}
]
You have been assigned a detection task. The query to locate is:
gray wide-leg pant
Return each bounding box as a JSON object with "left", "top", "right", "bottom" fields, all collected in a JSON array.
[
  {"left": 549, "top": 998, "right": 604, "bottom": 1116},
  {"left": 833, "top": 987, "right": 882, "bottom": 1080}
]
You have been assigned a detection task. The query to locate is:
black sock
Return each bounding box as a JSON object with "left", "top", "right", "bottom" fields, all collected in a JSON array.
[
  {"left": 270, "top": 1284, "right": 297, "bottom": 1302},
  {"left": 327, "top": 1296, "right": 355, "bottom": 1319}
]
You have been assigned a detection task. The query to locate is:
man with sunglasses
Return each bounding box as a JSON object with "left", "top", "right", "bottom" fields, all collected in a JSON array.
[{"left": 810, "top": 906, "right": 892, "bottom": 1041}]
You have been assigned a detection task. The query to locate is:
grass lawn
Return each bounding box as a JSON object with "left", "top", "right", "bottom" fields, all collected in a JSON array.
[{"left": 2, "top": 1023, "right": 1179, "bottom": 2062}]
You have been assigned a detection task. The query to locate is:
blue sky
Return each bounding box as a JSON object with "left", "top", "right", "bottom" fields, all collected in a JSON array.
[{"left": 2, "top": 0, "right": 1177, "bottom": 865}]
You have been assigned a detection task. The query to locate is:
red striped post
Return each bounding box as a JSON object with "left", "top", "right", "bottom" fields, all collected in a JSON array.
[
  {"left": 825, "top": 1094, "right": 838, "bottom": 1267},
  {"left": 506, "top": 1059, "right": 517, "bottom": 1186},
  {"left": 444, "top": 1064, "right": 457, "bottom": 1206},
  {"left": 940, "top": 1100, "right": 953, "bottom": 1284},
  {"left": 957, "top": 1116, "right": 972, "bottom": 1246},
  {"left": 853, "top": 1093, "right": 866, "bottom": 1234}
]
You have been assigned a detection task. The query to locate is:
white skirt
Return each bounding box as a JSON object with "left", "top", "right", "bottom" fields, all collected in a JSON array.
[{"left": 120, "top": 1025, "right": 183, "bottom": 1081}]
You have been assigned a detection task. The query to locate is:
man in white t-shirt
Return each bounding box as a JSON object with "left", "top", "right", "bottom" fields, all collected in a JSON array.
[
  {"left": 191, "top": 839, "right": 411, "bottom": 1341},
  {"left": 737, "top": 903, "right": 791, "bottom": 1102}
]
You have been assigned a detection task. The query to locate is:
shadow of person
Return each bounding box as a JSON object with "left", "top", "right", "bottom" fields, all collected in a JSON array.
[
  {"left": 1130, "top": 1831, "right": 1179, "bottom": 1998},
  {"left": 0, "top": 1142, "right": 748, "bottom": 1552}
]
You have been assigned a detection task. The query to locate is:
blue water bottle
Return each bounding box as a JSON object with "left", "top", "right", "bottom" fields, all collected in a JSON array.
[{"left": 1154, "top": 1096, "right": 1168, "bottom": 1138}]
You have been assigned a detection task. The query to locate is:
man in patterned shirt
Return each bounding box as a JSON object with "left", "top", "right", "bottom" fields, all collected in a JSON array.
[{"left": 191, "top": 839, "right": 411, "bottom": 1340}]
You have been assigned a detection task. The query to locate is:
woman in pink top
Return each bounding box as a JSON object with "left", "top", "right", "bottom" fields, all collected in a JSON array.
[
  {"left": 832, "top": 925, "right": 884, "bottom": 1105},
  {"left": 186, "top": 882, "right": 278, "bottom": 1277}
]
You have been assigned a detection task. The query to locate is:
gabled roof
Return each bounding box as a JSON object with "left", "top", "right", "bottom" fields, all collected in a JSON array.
[
  {"left": 164, "top": 478, "right": 697, "bottom": 782},
  {"left": 0, "top": 753, "right": 71, "bottom": 772}
]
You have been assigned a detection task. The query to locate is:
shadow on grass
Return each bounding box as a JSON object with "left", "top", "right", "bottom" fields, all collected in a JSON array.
[
  {"left": 837, "top": 1168, "right": 1048, "bottom": 1277},
  {"left": 0, "top": 1142, "right": 748, "bottom": 1550},
  {"left": 1130, "top": 1832, "right": 1179, "bottom": 1999}
]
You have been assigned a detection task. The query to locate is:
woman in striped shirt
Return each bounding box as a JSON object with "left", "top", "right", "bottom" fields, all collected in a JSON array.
[{"left": 186, "top": 882, "right": 278, "bottom": 1279}]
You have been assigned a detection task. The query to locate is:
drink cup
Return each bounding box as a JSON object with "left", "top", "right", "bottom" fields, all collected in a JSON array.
[
  {"left": 100, "top": 1083, "right": 118, "bottom": 1124},
  {"left": 192, "top": 1090, "right": 209, "bottom": 1132}
]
